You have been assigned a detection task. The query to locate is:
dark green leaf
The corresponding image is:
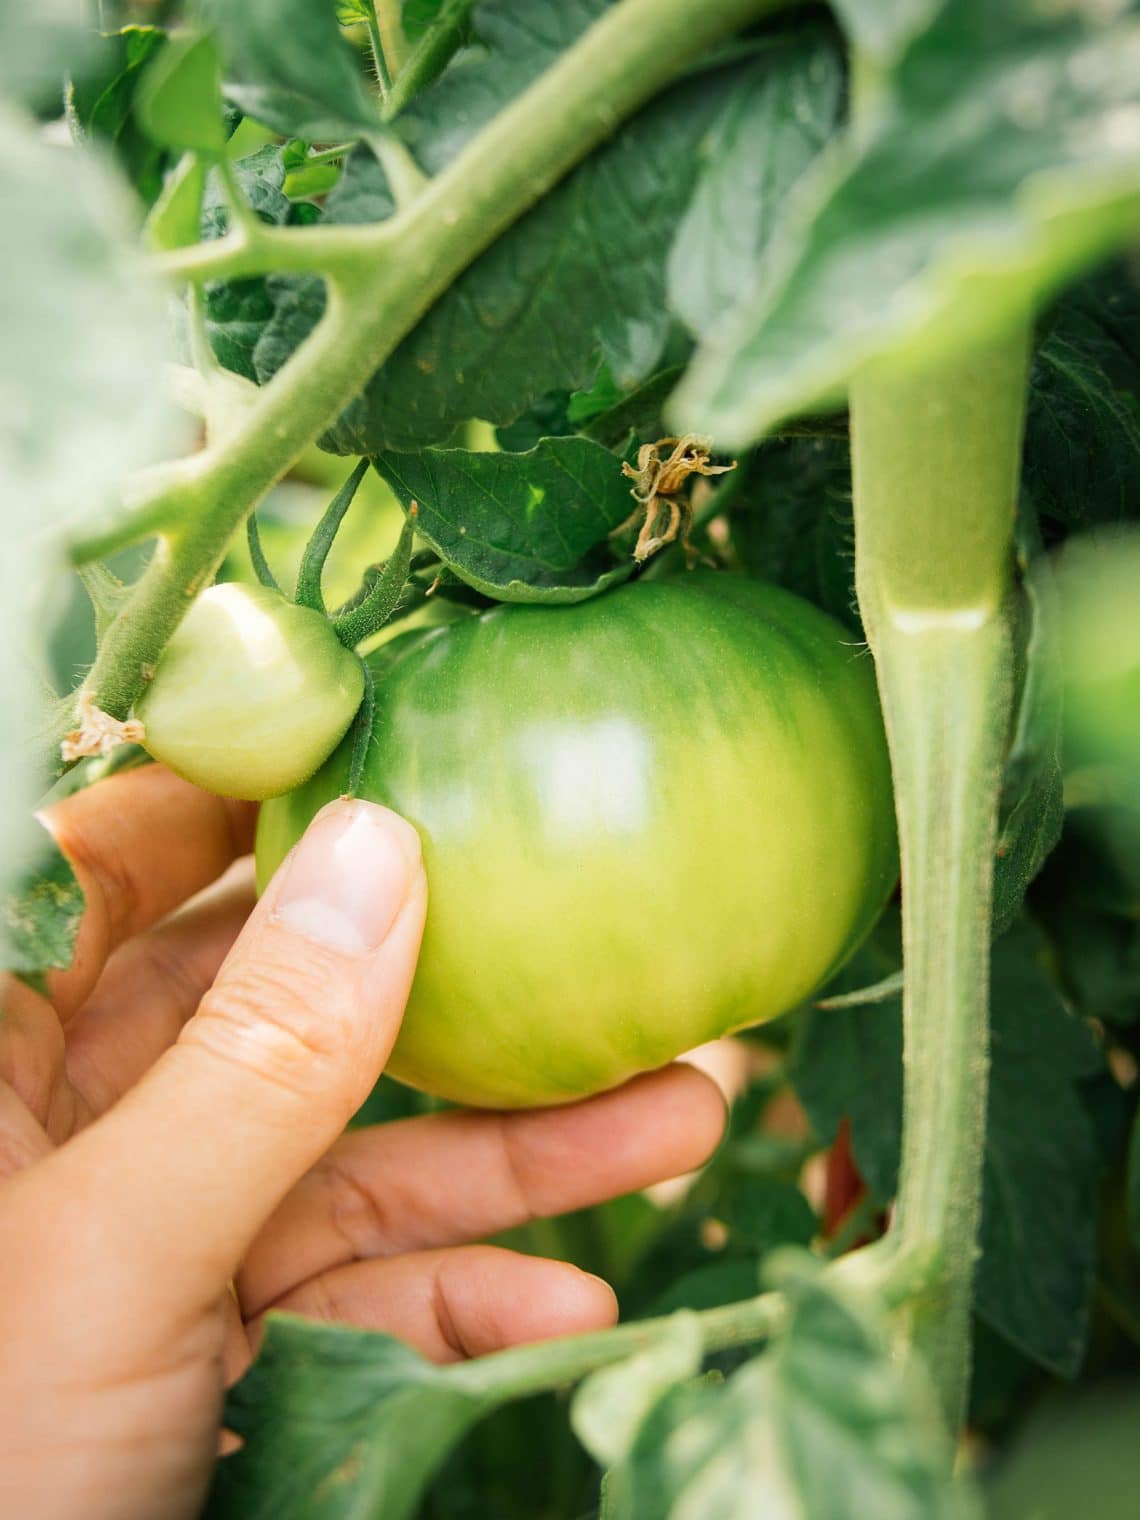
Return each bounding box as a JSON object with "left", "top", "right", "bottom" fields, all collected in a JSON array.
[
  {"left": 602, "top": 1263, "right": 973, "bottom": 1519},
  {"left": 980, "top": 920, "right": 1103, "bottom": 1375},
  {"left": 1, "top": 826, "right": 84, "bottom": 977},
  {"left": 667, "top": 37, "right": 842, "bottom": 338},
  {"left": 648, "top": 1260, "right": 765, "bottom": 1317},
  {"left": 137, "top": 30, "right": 227, "bottom": 155},
  {"left": 793, "top": 919, "right": 1104, "bottom": 1377},
  {"left": 730, "top": 436, "right": 859, "bottom": 631},
  {"left": 200, "top": 146, "right": 309, "bottom": 381},
  {"left": 205, "top": 1317, "right": 506, "bottom": 1520},
  {"left": 235, "top": 11, "right": 761, "bottom": 451},
  {"left": 330, "top": 49, "right": 737, "bottom": 450},
  {"left": 374, "top": 437, "right": 638, "bottom": 602},
  {"left": 985, "top": 1381, "right": 1140, "bottom": 1520},
  {"left": 790, "top": 923, "right": 905, "bottom": 1206},
  {"left": 203, "top": 0, "right": 379, "bottom": 141},
  {"left": 495, "top": 392, "right": 576, "bottom": 453},
  {"left": 674, "top": 1, "right": 1140, "bottom": 446},
  {"left": 719, "top": 1178, "right": 818, "bottom": 1255},
  {"left": 581, "top": 367, "right": 688, "bottom": 451},
  {"left": 1024, "top": 264, "right": 1140, "bottom": 529},
  {"left": 66, "top": 26, "right": 169, "bottom": 202}
]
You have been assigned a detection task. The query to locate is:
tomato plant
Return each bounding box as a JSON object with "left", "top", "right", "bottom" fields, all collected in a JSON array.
[
  {"left": 4, "top": 0, "right": 1140, "bottom": 1517},
  {"left": 257, "top": 576, "right": 898, "bottom": 1106}
]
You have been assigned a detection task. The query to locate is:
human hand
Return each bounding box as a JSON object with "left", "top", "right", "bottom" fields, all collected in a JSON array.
[{"left": 0, "top": 765, "right": 725, "bottom": 1520}]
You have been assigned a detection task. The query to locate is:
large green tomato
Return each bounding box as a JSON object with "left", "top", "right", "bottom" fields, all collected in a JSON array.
[
  {"left": 257, "top": 574, "right": 897, "bottom": 1108},
  {"left": 136, "top": 582, "right": 364, "bottom": 801}
]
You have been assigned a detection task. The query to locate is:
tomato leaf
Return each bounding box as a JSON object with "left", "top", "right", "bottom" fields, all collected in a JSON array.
[
  {"left": 666, "top": 35, "right": 842, "bottom": 340},
  {"left": 1023, "top": 263, "right": 1140, "bottom": 529},
  {"left": 137, "top": 31, "right": 227, "bottom": 157},
  {"left": 238, "top": 12, "right": 793, "bottom": 451},
  {"left": 673, "top": 0, "right": 1140, "bottom": 446},
  {"left": 793, "top": 919, "right": 1104, "bottom": 1378},
  {"left": 205, "top": 1317, "right": 506, "bottom": 1520},
  {"left": 730, "top": 436, "right": 859, "bottom": 632},
  {"left": 199, "top": 145, "right": 321, "bottom": 382},
  {"left": 719, "top": 1178, "right": 818, "bottom": 1256},
  {"left": 374, "top": 437, "right": 639, "bottom": 602},
  {"left": 66, "top": 25, "right": 169, "bottom": 203},
  {"left": 0, "top": 827, "right": 84, "bottom": 980},
  {"left": 571, "top": 1314, "right": 702, "bottom": 1471},
  {"left": 201, "top": 0, "right": 379, "bottom": 141},
  {"left": 599, "top": 1261, "right": 974, "bottom": 1520}
]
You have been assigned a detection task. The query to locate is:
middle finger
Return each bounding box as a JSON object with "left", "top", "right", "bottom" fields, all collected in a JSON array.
[{"left": 237, "top": 1062, "right": 726, "bottom": 1317}]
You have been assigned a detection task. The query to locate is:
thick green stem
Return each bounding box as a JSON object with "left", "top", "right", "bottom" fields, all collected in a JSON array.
[
  {"left": 850, "top": 328, "right": 1030, "bottom": 1432},
  {"left": 80, "top": 0, "right": 782, "bottom": 721},
  {"left": 454, "top": 1239, "right": 934, "bottom": 1404}
]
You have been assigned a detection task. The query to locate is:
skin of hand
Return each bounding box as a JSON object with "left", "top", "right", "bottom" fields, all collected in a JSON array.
[{"left": 0, "top": 765, "right": 726, "bottom": 1520}]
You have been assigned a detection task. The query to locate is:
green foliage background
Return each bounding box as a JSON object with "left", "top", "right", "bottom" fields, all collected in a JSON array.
[{"left": 3, "top": 0, "right": 1140, "bottom": 1515}]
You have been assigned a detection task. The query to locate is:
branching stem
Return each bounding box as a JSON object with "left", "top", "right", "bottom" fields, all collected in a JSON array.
[{"left": 76, "top": 0, "right": 785, "bottom": 721}]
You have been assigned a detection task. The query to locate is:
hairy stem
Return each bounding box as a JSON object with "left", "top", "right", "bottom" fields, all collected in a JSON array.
[
  {"left": 80, "top": 0, "right": 784, "bottom": 721},
  {"left": 850, "top": 327, "right": 1030, "bottom": 1431},
  {"left": 455, "top": 1239, "right": 933, "bottom": 1404},
  {"left": 382, "top": 0, "right": 477, "bottom": 121},
  {"left": 372, "top": 0, "right": 409, "bottom": 81}
]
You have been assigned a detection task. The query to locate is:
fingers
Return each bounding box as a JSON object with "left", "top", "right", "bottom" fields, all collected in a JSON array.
[
  {"left": 12, "top": 799, "right": 426, "bottom": 1320},
  {"left": 64, "top": 864, "right": 255, "bottom": 1115},
  {"left": 41, "top": 765, "right": 256, "bottom": 1020},
  {"left": 238, "top": 1064, "right": 726, "bottom": 1316},
  {"left": 247, "top": 1246, "right": 617, "bottom": 1364},
  {"left": 0, "top": 1082, "right": 53, "bottom": 1182}
]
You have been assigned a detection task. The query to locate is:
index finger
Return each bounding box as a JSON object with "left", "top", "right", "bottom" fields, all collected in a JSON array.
[{"left": 40, "top": 764, "right": 256, "bottom": 1019}]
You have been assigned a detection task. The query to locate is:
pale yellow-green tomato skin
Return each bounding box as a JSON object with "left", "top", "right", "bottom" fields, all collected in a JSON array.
[
  {"left": 257, "top": 576, "right": 898, "bottom": 1108},
  {"left": 136, "top": 582, "right": 364, "bottom": 801}
]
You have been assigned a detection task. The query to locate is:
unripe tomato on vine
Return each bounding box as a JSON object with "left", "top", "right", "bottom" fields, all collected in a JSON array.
[{"left": 257, "top": 573, "right": 898, "bottom": 1109}]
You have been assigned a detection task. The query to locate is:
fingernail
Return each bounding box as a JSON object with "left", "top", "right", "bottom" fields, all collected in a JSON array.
[{"left": 272, "top": 800, "right": 420, "bottom": 954}]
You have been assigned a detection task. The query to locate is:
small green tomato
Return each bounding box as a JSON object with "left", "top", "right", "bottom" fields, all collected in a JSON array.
[{"left": 136, "top": 581, "right": 364, "bottom": 800}]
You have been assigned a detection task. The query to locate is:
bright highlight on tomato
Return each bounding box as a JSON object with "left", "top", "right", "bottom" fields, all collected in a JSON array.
[
  {"left": 136, "top": 582, "right": 364, "bottom": 801},
  {"left": 257, "top": 574, "right": 898, "bottom": 1109}
]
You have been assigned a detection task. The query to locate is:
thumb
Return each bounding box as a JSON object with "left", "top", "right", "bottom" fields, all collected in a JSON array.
[{"left": 42, "top": 798, "right": 426, "bottom": 1306}]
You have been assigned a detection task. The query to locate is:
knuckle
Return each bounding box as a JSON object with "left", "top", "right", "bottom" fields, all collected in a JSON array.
[
  {"left": 319, "top": 1155, "right": 394, "bottom": 1259},
  {"left": 496, "top": 1116, "right": 543, "bottom": 1221},
  {"left": 187, "top": 959, "right": 362, "bottom": 1104}
]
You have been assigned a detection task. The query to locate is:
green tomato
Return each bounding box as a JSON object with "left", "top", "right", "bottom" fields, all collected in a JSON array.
[
  {"left": 136, "top": 581, "right": 364, "bottom": 801},
  {"left": 257, "top": 574, "right": 898, "bottom": 1108}
]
